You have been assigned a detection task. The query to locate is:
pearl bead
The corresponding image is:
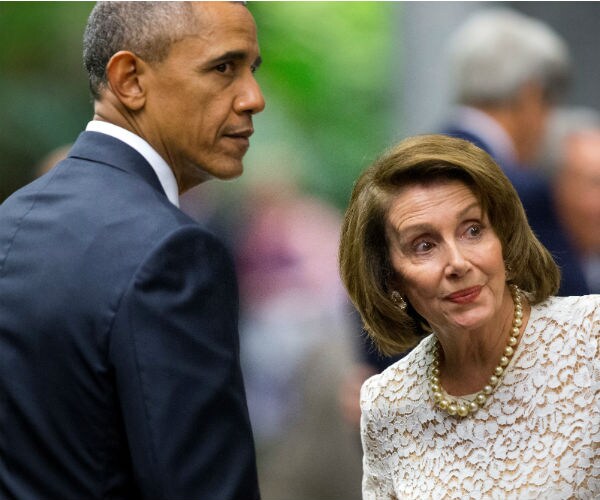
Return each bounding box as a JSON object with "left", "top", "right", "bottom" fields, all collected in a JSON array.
[{"left": 429, "top": 285, "right": 523, "bottom": 418}]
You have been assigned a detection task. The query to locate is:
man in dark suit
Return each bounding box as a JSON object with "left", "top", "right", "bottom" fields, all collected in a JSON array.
[{"left": 0, "top": 2, "right": 265, "bottom": 499}]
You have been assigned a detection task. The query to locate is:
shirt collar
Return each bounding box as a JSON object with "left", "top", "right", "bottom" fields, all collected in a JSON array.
[
  {"left": 451, "top": 106, "right": 519, "bottom": 168},
  {"left": 85, "top": 121, "right": 179, "bottom": 207}
]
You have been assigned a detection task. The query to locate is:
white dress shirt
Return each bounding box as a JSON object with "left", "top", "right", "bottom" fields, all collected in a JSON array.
[
  {"left": 449, "top": 105, "right": 519, "bottom": 168},
  {"left": 86, "top": 121, "right": 179, "bottom": 207}
]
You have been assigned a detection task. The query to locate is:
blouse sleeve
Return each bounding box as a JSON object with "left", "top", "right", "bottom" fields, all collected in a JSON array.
[
  {"left": 589, "top": 296, "right": 600, "bottom": 399},
  {"left": 360, "top": 378, "right": 397, "bottom": 500}
]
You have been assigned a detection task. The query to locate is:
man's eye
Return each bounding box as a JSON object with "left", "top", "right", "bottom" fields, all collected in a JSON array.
[{"left": 215, "top": 63, "right": 231, "bottom": 73}]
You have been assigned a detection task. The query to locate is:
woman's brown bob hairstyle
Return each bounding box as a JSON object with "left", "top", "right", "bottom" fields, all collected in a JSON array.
[{"left": 339, "top": 134, "right": 560, "bottom": 356}]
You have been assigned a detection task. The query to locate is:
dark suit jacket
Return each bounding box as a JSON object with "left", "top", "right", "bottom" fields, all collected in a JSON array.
[
  {"left": 443, "top": 125, "right": 590, "bottom": 297},
  {"left": 0, "top": 131, "right": 260, "bottom": 499}
]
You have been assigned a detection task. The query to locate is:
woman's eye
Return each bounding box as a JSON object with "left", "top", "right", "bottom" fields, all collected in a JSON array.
[
  {"left": 414, "top": 240, "right": 434, "bottom": 253},
  {"left": 467, "top": 224, "right": 482, "bottom": 237}
]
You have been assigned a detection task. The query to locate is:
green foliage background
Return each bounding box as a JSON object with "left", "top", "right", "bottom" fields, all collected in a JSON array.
[{"left": 0, "top": 1, "right": 399, "bottom": 207}]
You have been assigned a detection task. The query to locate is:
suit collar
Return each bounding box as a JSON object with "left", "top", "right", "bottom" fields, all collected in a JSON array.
[
  {"left": 68, "top": 131, "right": 166, "bottom": 198},
  {"left": 85, "top": 121, "right": 179, "bottom": 206}
]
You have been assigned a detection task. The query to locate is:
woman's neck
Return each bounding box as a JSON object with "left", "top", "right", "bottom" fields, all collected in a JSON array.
[{"left": 434, "top": 289, "right": 531, "bottom": 396}]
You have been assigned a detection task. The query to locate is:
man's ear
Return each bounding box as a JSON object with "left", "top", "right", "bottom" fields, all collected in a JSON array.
[{"left": 105, "top": 51, "right": 147, "bottom": 111}]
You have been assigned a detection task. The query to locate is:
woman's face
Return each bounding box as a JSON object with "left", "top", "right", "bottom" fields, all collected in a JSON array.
[{"left": 386, "top": 180, "right": 507, "bottom": 334}]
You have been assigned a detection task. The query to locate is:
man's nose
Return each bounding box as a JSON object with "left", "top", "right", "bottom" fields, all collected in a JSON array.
[{"left": 234, "top": 73, "right": 265, "bottom": 115}]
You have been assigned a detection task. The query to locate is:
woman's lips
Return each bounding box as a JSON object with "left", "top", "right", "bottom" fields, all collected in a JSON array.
[{"left": 446, "top": 286, "right": 482, "bottom": 304}]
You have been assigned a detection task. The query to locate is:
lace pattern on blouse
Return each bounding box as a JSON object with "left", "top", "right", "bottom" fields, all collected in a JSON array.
[{"left": 360, "top": 295, "right": 600, "bottom": 499}]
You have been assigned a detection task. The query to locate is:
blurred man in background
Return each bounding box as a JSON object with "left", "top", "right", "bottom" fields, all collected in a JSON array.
[{"left": 538, "top": 107, "right": 600, "bottom": 293}]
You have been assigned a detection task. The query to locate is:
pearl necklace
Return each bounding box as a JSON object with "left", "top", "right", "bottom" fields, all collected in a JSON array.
[{"left": 429, "top": 284, "right": 523, "bottom": 418}]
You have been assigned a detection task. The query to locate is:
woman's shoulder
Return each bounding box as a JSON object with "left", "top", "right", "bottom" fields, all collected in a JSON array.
[
  {"left": 360, "top": 334, "right": 435, "bottom": 410},
  {"left": 530, "top": 295, "right": 599, "bottom": 364},
  {"left": 534, "top": 294, "right": 599, "bottom": 327},
  {"left": 539, "top": 293, "right": 599, "bottom": 308}
]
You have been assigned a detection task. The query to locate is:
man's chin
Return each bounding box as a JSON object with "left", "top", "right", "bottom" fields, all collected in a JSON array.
[
  {"left": 200, "top": 160, "right": 244, "bottom": 181},
  {"left": 179, "top": 157, "right": 245, "bottom": 191},
  {"left": 210, "top": 156, "right": 245, "bottom": 180}
]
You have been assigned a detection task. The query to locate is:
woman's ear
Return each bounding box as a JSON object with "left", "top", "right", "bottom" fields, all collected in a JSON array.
[
  {"left": 388, "top": 274, "right": 404, "bottom": 295},
  {"left": 105, "top": 50, "right": 147, "bottom": 111}
]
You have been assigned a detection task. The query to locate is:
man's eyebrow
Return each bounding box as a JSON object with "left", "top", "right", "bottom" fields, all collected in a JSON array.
[{"left": 208, "top": 51, "right": 263, "bottom": 68}]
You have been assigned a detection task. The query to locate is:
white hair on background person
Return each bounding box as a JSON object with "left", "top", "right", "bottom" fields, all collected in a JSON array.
[
  {"left": 536, "top": 106, "right": 600, "bottom": 177},
  {"left": 447, "top": 8, "right": 570, "bottom": 105}
]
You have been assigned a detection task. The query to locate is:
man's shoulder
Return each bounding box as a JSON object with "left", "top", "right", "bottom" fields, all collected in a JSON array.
[
  {"left": 2, "top": 152, "right": 218, "bottom": 274},
  {"left": 441, "top": 125, "right": 490, "bottom": 152}
]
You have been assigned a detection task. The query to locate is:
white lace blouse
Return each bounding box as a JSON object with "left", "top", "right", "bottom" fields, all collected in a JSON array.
[{"left": 360, "top": 295, "right": 600, "bottom": 499}]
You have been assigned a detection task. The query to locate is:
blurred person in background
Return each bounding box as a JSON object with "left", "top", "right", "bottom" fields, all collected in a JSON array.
[
  {"left": 339, "top": 134, "right": 599, "bottom": 498},
  {"left": 442, "top": 7, "right": 589, "bottom": 296},
  {"left": 235, "top": 179, "right": 363, "bottom": 500},
  {"left": 0, "top": 2, "right": 265, "bottom": 498},
  {"left": 34, "top": 143, "right": 73, "bottom": 178},
  {"left": 537, "top": 107, "right": 600, "bottom": 293}
]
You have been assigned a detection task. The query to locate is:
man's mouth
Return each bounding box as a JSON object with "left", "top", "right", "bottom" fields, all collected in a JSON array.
[{"left": 224, "top": 128, "right": 253, "bottom": 139}]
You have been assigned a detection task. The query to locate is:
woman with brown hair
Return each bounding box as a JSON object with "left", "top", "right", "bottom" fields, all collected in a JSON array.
[{"left": 339, "top": 134, "right": 599, "bottom": 498}]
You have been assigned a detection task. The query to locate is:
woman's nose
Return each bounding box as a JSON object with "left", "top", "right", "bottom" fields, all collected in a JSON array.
[{"left": 444, "top": 243, "right": 470, "bottom": 278}]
